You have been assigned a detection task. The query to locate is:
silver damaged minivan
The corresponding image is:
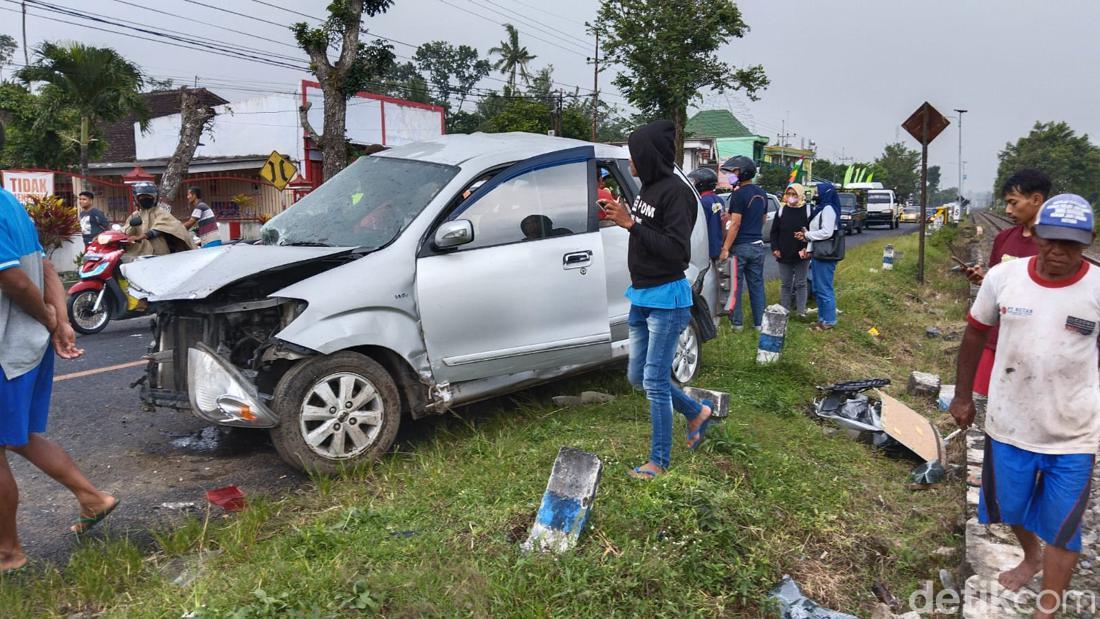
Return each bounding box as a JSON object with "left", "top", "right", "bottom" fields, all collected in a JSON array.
[{"left": 123, "top": 133, "right": 719, "bottom": 473}]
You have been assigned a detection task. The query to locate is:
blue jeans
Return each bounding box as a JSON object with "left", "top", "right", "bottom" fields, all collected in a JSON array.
[
  {"left": 811, "top": 259, "right": 837, "bottom": 325},
  {"left": 627, "top": 305, "right": 703, "bottom": 470},
  {"left": 731, "top": 243, "right": 766, "bottom": 328}
]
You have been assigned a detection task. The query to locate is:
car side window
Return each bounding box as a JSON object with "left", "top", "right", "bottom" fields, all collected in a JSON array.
[{"left": 456, "top": 161, "right": 589, "bottom": 251}]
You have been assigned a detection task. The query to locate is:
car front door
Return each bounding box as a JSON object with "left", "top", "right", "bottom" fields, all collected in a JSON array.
[{"left": 416, "top": 147, "right": 611, "bottom": 384}]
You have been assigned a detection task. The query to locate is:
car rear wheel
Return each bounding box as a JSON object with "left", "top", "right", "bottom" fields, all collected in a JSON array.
[
  {"left": 672, "top": 319, "right": 702, "bottom": 385},
  {"left": 270, "top": 352, "right": 401, "bottom": 475},
  {"left": 67, "top": 290, "right": 111, "bottom": 335}
]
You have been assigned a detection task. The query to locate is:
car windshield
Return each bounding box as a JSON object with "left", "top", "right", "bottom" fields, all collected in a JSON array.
[
  {"left": 260, "top": 156, "right": 458, "bottom": 248},
  {"left": 867, "top": 193, "right": 892, "bottom": 203},
  {"left": 838, "top": 193, "right": 857, "bottom": 209}
]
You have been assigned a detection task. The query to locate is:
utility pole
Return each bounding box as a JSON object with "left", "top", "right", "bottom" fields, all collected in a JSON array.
[
  {"left": 21, "top": 1, "right": 29, "bottom": 65},
  {"left": 552, "top": 90, "right": 563, "bottom": 137},
  {"left": 954, "top": 108, "right": 967, "bottom": 208},
  {"left": 589, "top": 31, "right": 599, "bottom": 142}
]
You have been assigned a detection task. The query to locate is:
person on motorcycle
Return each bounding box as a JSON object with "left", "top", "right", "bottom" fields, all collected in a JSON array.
[{"left": 125, "top": 182, "right": 195, "bottom": 256}]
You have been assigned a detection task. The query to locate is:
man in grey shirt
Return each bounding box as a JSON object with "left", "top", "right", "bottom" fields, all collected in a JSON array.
[{"left": 0, "top": 187, "right": 118, "bottom": 573}]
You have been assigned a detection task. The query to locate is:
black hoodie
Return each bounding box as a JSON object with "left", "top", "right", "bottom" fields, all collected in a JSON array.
[{"left": 626, "top": 120, "right": 698, "bottom": 288}]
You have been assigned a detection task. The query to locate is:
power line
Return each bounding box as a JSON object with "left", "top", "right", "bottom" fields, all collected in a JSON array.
[
  {"left": 433, "top": 0, "right": 590, "bottom": 59},
  {"left": 105, "top": 0, "right": 303, "bottom": 51},
  {"left": 10, "top": 0, "right": 307, "bottom": 70},
  {"left": 472, "top": 0, "right": 591, "bottom": 51},
  {"left": 0, "top": 3, "right": 306, "bottom": 71},
  {"left": 507, "top": 0, "right": 592, "bottom": 28}
]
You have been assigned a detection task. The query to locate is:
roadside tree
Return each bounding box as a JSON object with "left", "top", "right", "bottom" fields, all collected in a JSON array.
[
  {"left": 17, "top": 42, "right": 147, "bottom": 183},
  {"left": 995, "top": 121, "right": 1100, "bottom": 205},
  {"left": 873, "top": 142, "right": 920, "bottom": 202},
  {"left": 489, "top": 24, "right": 536, "bottom": 92},
  {"left": 596, "top": 0, "right": 767, "bottom": 164},
  {"left": 414, "top": 41, "right": 490, "bottom": 112},
  {"left": 293, "top": 0, "right": 396, "bottom": 181}
]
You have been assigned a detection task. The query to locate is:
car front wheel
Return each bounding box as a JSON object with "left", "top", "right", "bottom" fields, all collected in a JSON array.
[
  {"left": 270, "top": 352, "right": 401, "bottom": 474},
  {"left": 672, "top": 319, "right": 702, "bottom": 385}
]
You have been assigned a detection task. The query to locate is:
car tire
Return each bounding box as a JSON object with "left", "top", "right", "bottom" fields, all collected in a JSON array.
[
  {"left": 270, "top": 351, "right": 402, "bottom": 475},
  {"left": 672, "top": 318, "right": 702, "bottom": 385},
  {"left": 67, "top": 290, "right": 112, "bottom": 335}
]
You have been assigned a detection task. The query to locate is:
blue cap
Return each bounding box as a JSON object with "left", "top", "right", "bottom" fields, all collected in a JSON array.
[{"left": 1034, "top": 194, "right": 1095, "bottom": 245}]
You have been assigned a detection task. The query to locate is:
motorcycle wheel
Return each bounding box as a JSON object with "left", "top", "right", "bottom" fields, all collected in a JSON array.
[{"left": 68, "top": 290, "right": 112, "bottom": 335}]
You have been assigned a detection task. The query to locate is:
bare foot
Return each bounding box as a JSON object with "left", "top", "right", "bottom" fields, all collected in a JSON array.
[
  {"left": 70, "top": 494, "right": 119, "bottom": 534},
  {"left": 0, "top": 550, "right": 28, "bottom": 573},
  {"left": 686, "top": 406, "right": 712, "bottom": 449},
  {"left": 999, "top": 555, "right": 1042, "bottom": 591}
]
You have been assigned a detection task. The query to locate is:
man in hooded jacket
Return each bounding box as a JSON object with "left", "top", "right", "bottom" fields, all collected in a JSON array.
[
  {"left": 602, "top": 120, "right": 714, "bottom": 479},
  {"left": 125, "top": 182, "right": 195, "bottom": 257}
]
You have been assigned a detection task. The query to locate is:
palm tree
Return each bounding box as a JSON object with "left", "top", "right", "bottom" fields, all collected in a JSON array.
[
  {"left": 489, "top": 24, "right": 536, "bottom": 93},
  {"left": 18, "top": 42, "right": 147, "bottom": 181}
]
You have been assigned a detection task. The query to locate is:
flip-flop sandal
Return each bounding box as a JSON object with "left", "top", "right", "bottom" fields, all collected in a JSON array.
[
  {"left": 687, "top": 401, "right": 715, "bottom": 451},
  {"left": 71, "top": 499, "right": 120, "bottom": 535},
  {"left": 0, "top": 558, "right": 29, "bottom": 576},
  {"left": 629, "top": 466, "right": 660, "bottom": 480}
]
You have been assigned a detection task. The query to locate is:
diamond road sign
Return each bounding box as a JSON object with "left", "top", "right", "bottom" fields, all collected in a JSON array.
[
  {"left": 259, "top": 151, "right": 298, "bottom": 191},
  {"left": 902, "top": 102, "right": 950, "bottom": 146}
]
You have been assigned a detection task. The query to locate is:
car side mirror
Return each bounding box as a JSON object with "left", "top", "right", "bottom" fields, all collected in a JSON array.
[{"left": 434, "top": 219, "right": 474, "bottom": 250}]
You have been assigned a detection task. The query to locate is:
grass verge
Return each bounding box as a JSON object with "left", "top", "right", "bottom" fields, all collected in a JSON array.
[{"left": 1, "top": 225, "right": 971, "bottom": 618}]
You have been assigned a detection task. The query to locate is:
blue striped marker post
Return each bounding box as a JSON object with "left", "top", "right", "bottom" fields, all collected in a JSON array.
[
  {"left": 882, "top": 244, "right": 895, "bottom": 270},
  {"left": 523, "top": 447, "right": 602, "bottom": 553},
  {"left": 756, "top": 304, "right": 789, "bottom": 365}
]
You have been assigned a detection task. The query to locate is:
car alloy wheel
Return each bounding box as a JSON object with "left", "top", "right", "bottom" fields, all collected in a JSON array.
[{"left": 299, "top": 372, "right": 385, "bottom": 460}]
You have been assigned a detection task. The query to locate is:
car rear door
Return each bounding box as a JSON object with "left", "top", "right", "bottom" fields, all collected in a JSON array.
[{"left": 415, "top": 146, "right": 611, "bottom": 384}]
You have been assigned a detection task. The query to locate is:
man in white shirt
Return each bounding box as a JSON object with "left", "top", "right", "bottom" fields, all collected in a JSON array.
[{"left": 951, "top": 194, "right": 1099, "bottom": 618}]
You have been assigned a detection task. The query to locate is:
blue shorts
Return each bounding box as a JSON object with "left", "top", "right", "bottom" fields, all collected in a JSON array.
[
  {"left": 0, "top": 352, "right": 54, "bottom": 447},
  {"left": 978, "top": 436, "right": 1096, "bottom": 552}
]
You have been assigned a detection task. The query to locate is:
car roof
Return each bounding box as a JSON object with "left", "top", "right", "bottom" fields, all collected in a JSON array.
[{"left": 376, "top": 132, "right": 630, "bottom": 170}]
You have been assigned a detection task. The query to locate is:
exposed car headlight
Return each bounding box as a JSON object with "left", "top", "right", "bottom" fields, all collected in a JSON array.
[{"left": 188, "top": 343, "right": 278, "bottom": 428}]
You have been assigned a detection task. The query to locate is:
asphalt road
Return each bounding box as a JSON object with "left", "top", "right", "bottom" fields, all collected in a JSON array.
[
  {"left": 11, "top": 317, "right": 305, "bottom": 567},
  {"left": 763, "top": 221, "right": 916, "bottom": 281},
  {"left": 13, "top": 222, "right": 916, "bottom": 567}
]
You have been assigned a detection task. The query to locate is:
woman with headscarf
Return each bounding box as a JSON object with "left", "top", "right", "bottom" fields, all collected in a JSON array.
[
  {"left": 797, "top": 182, "right": 843, "bottom": 331},
  {"left": 770, "top": 183, "right": 811, "bottom": 317}
]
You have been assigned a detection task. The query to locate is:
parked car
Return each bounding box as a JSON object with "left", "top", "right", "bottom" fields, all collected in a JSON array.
[
  {"left": 900, "top": 205, "right": 921, "bottom": 223},
  {"left": 713, "top": 189, "right": 780, "bottom": 241},
  {"left": 123, "top": 134, "right": 720, "bottom": 473},
  {"left": 838, "top": 191, "right": 866, "bottom": 235}
]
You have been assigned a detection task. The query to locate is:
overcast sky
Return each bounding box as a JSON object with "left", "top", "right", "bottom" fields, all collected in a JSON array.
[{"left": 3, "top": 0, "right": 1097, "bottom": 195}]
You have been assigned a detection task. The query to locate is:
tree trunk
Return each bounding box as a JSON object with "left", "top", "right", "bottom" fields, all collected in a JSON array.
[
  {"left": 672, "top": 105, "right": 686, "bottom": 170},
  {"left": 319, "top": 89, "right": 349, "bottom": 182},
  {"left": 158, "top": 88, "right": 217, "bottom": 201},
  {"left": 79, "top": 115, "right": 90, "bottom": 190}
]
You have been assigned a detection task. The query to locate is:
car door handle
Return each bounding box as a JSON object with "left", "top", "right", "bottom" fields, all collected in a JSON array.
[{"left": 563, "top": 251, "right": 592, "bottom": 269}]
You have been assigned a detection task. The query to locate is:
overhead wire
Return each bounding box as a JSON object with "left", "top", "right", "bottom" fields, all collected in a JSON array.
[
  {"left": 0, "top": 3, "right": 306, "bottom": 71},
  {"left": 9, "top": 0, "right": 308, "bottom": 70},
  {"left": 105, "top": 0, "right": 303, "bottom": 51},
  {"left": 432, "top": 0, "right": 591, "bottom": 59},
  {"left": 469, "top": 0, "right": 591, "bottom": 52}
]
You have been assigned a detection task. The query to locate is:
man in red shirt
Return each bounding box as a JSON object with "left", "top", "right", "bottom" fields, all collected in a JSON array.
[
  {"left": 966, "top": 168, "right": 1051, "bottom": 400},
  {"left": 596, "top": 168, "right": 615, "bottom": 221}
]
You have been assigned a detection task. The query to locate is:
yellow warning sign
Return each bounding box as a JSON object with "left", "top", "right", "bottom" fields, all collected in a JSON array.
[{"left": 259, "top": 151, "right": 298, "bottom": 191}]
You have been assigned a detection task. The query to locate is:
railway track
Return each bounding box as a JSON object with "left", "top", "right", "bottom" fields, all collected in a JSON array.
[{"left": 970, "top": 209, "right": 1100, "bottom": 266}]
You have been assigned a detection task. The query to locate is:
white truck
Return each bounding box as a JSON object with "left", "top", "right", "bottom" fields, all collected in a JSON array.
[{"left": 844, "top": 182, "right": 900, "bottom": 229}]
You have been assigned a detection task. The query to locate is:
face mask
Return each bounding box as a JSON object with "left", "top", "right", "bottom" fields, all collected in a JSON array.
[
  {"left": 726, "top": 172, "right": 739, "bottom": 185},
  {"left": 786, "top": 196, "right": 799, "bottom": 206},
  {"left": 137, "top": 195, "right": 156, "bottom": 209}
]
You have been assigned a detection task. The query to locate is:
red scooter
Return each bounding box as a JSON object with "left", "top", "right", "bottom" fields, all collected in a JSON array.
[{"left": 67, "top": 230, "right": 147, "bottom": 334}]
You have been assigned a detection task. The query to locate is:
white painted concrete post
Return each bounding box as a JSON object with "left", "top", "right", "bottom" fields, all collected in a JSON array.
[
  {"left": 882, "top": 244, "right": 895, "bottom": 270},
  {"left": 523, "top": 447, "right": 602, "bottom": 553},
  {"left": 756, "top": 304, "right": 789, "bottom": 365}
]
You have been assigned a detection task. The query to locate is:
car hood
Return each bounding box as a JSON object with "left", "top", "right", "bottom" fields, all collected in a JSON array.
[{"left": 121, "top": 244, "right": 355, "bottom": 301}]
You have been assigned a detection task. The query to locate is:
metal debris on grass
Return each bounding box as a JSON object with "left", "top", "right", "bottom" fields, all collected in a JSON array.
[{"left": 770, "top": 575, "right": 858, "bottom": 619}]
